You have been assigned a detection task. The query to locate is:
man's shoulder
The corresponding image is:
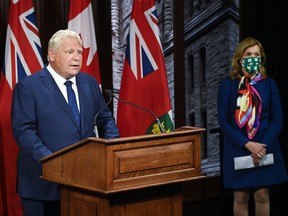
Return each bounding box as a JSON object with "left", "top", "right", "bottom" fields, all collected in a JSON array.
[
  {"left": 18, "top": 67, "right": 46, "bottom": 83},
  {"left": 77, "top": 72, "right": 98, "bottom": 83}
]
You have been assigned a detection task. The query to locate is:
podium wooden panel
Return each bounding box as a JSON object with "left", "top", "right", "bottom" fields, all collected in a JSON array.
[{"left": 40, "top": 126, "right": 205, "bottom": 216}]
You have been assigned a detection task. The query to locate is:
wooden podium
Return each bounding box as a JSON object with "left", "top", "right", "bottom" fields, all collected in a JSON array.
[{"left": 40, "top": 126, "right": 205, "bottom": 216}]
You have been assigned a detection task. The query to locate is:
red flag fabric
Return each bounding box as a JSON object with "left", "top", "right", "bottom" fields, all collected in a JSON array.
[
  {"left": 0, "top": 0, "right": 43, "bottom": 215},
  {"left": 68, "top": 0, "right": 101, "bottom": 88},
  {"left": 117, "top": 0, "right": 174, "bottom": 137}
]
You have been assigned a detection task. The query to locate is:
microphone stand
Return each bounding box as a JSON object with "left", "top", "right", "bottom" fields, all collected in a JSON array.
[
  {"left": 94, "top": 96, "right": 112, "bottom": 138},
  {"left": 105, "top": 89, "right": 165, "bottom": 133}
]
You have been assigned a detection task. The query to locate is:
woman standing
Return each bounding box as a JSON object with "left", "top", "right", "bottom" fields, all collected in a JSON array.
[{"left": 217, "top": 37, "right": 288, "bottom": 216}]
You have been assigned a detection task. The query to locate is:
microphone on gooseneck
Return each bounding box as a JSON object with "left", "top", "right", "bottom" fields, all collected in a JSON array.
[
  {"left": 104, "top": 89, "right": 165, "bottom": 133},
  {"left": 94, "top": 95, "right": 112, "bottom": 138}
]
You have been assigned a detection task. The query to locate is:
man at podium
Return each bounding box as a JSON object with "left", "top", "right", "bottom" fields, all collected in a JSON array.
[{"left": 11, "top": 29, "right": 119, "bottom": 216}]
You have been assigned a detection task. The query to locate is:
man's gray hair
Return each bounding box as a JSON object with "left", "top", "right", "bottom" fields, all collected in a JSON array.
[{"left": 47, "top": 29, "right": 82, "bottom": 61}]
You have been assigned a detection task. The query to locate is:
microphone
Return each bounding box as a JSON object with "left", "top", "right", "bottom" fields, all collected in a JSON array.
[
  {"left": 105, "top": 89, "right": 165, "bottom": 133},
  {"left": 94, "top": 95, "right": 112, "bottom": 138}
]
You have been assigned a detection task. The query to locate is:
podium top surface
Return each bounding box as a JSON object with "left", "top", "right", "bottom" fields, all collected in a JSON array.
[{"left": 41, "top": 126, "right": 205, "bottom": 163}]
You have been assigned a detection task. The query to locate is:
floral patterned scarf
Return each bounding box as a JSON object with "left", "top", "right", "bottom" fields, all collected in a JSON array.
[{"left": 235, "top": 72, "right": 263, "bottom": 139}]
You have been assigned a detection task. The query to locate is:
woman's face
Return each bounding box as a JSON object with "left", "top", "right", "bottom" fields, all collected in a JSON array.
[{"left": 240, "top": 45, "right": 261, "bottom": 77}]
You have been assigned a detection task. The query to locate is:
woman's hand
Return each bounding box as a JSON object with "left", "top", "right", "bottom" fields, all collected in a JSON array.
[{"left": 245, "top": 141, "right": 267, "bottom": 159}]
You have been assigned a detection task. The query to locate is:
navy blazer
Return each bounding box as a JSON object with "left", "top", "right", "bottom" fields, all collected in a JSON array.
[
  {"left": 11, "top": 67, "right": 119, "bottom": 200},
  {"left": 217, "top": 76, "right": 288, "bottom": 189}
]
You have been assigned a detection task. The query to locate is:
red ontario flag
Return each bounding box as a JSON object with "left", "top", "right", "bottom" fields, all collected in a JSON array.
[
  {"left": 117, "top": 0, "right": 174, "bottom": 137},
  {"left": 0, "top": 0, "right": 43, "bottom": 215},
  {"left": 68, "top": 0, "right": 102, "bottom": 88}
]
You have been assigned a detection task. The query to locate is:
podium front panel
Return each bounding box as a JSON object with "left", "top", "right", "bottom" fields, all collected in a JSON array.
[
  {"left": 41, "top": 127, "right": 204, "bottom": 194},
  {"left": 107, "top": 133, "right": 201, "bottom": 191}
]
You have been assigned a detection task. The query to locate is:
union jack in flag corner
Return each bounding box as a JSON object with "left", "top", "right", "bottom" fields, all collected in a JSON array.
[
  {"left": 117, "top": 0, "right": 174, "bottom": 137},
  {"left": 0, "top": 0, "right": 43, "bottom": 215}
]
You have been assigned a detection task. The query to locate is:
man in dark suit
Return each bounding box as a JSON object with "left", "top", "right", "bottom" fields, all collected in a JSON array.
[{"left": 11, "top": 29, "right": 120, "bottom": 216}]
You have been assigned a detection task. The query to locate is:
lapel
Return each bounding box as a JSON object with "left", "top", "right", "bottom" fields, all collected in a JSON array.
[
  {"left": 39, "top": 67, "right": 81, "bottom": 130},
  {"left": 76, "top": 74, "right": 91, "bottom": 132}
]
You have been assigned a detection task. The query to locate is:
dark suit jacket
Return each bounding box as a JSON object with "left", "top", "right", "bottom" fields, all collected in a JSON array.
[
  {"left": 11, "top": 66, "right": 119, "bottom": 200},
  {"left": 217, "top": 76, "right": 288, "bottom": 189}
]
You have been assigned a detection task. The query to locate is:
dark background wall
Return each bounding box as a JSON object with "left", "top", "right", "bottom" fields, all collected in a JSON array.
[
  {"left": 239, "top": 1, "right": 288, "bottom": 215},
  {"left": 240, "top": 0, "right": 288, "bottom": 168}
]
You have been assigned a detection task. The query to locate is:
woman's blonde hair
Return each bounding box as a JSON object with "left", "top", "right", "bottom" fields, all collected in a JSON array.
[{"left": 229, "top": 37, "right": 267, "bottom": 79}]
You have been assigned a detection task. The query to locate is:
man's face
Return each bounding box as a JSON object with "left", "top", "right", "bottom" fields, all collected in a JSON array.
[{"left": 49, "top": 37, "right": 83, "bottom": 79}]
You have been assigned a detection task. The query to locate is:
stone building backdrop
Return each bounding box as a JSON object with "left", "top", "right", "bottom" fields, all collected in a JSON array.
[{"left": 110, "top": 0, "right": 239, "bottom": 177}]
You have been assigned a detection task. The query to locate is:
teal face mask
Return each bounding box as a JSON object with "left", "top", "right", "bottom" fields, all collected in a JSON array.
[{"left": 241, "top": 57, "right": 261, "bottom": 74}]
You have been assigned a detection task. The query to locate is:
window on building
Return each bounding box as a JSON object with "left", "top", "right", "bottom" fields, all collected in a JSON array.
[
  {"left": 199, "top": 47, "right": 206, "bottom": 83},
  {"left": 201, "top": 110, "right": 207, "bottom": 159},
  {"left": 189, "top": 112, "right": 195, "bottom": 127},
  {"left": 187, "top": 0, "right": 194, "bottom": 18},
  {"left": 188, "top": 54, "right": 194, "bottom": 90}
]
